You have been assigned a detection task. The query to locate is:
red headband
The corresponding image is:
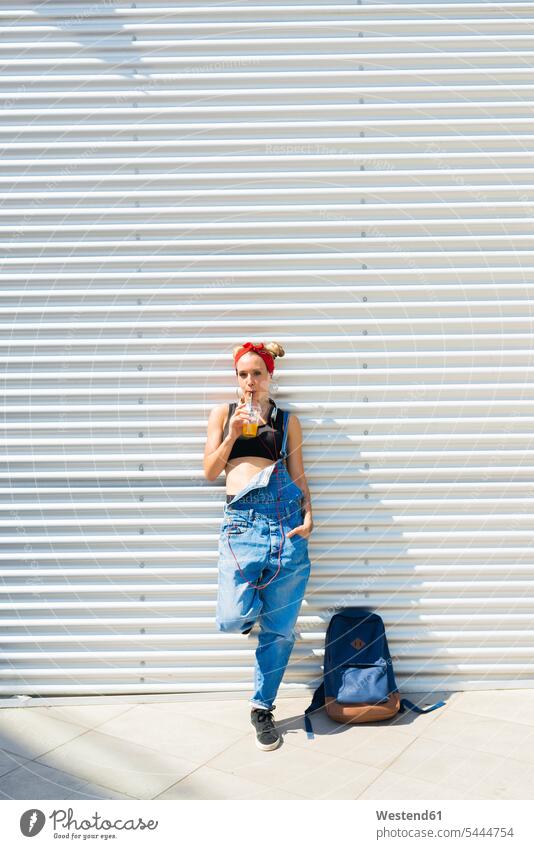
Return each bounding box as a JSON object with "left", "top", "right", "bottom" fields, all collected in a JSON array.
[{"left": 234, "top": 341, "right": 275, "bottom": 374}]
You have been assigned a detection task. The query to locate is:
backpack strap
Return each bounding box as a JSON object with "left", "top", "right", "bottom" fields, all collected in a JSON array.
[
  {"left": 303, "top": 681, "right": 325, "bottom": 739},
  {"left": 399, "top": 697, "right": 445, "bottom": 715}
]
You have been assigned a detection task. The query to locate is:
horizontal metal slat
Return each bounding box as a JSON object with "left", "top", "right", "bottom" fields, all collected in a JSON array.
[
  {"left": 3, "top": 135, "right": 534, "bottom": 153},
  {"left": 1, "top": 3, "right": 532, "bottom": 21},
  {"left": 6, "top": 17, "right": 534, "bottom": 35}
]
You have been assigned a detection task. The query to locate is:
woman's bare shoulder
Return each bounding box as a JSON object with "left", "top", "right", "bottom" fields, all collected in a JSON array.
[
  {"left": 286, "top": 411, "right": 303, "bottom": 439},
  {"left": 207, "top": 403, "right": 229, "bottom": 427}
]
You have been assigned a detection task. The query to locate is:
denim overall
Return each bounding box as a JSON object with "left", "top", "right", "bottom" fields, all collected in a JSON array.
[{"left": 216, "top": 410, "right": 311, "bottom": 710}]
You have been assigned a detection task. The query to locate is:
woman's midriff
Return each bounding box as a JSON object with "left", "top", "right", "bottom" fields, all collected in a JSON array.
[{"left": 224, "top": 456, "right": 274, "bottom": 497}]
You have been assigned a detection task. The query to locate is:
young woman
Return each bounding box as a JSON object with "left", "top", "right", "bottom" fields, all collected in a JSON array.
[{"left": 203, "top": 341, "right": 313, "bottom": 750}]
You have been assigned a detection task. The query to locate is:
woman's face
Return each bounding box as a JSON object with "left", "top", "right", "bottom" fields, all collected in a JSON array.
[{"left": 235, "top": 353, "right": 271, "bottom": 401}]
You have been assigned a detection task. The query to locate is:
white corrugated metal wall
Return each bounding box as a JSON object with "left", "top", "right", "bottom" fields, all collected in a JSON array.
[{"left": 2, "top": 1, "right": 534, "bottom": 697}]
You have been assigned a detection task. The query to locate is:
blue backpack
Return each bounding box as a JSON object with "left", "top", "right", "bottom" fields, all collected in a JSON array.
[{"left": 304, "top": 608, "right": 445, "bottom": 738}]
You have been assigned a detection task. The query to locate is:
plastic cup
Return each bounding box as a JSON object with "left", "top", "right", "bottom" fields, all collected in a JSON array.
[{"left": 242, "top": 401, "right": 261, "bottom": 437}]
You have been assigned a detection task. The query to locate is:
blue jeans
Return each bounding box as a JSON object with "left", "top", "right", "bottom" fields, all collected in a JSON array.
[{"left": 216, "top": 458, "right": 311, "bottom": 710}]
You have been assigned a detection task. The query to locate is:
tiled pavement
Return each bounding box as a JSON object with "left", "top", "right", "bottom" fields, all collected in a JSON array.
[{"left": 1, "top": 689, "right": 534, "bottom": 800}]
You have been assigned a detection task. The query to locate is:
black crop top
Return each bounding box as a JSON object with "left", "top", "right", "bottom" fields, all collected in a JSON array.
[{"left": 222, "top": 399, "right": 285, "bottom": 462}]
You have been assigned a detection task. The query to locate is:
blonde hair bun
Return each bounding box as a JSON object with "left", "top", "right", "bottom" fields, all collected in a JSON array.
[{"left": 263, "top": 341, "right": 285, "bottom": 360}]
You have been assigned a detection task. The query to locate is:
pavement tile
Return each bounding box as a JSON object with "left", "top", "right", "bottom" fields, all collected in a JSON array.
[
  {"left": 95, "top": 703, "right": 246, "bottom": 765},
  {"left": 450, "top": 690, "right": 534, "bottom": 727},
  {"left": 155, "top": 765, "right": 306, "bottom": 800},
  {"left": 36, "top": 728, "right": 199, "bottom": 799},
  {"left": 420, "top": 707, "right": 534, "bottom": 765},
  {"left": 0, "top": 747, "right": 30, "bottom": 779},
  {"left": 30, "top": 704, "right": 136, "bottom": 730},
  {"left": 206, "top": 735, "right": 381, "bottom": 799},
  {"left": 0, "top": 759, "right": 134, "bottom": 800},
  {"left": 358, "top": 770, "right": 489, "bottom": 800},
  {"left": 64, "top": 788, "right": 135, "bottom": 800},
  {"left": 146, "top": 699, "right": 249, "bottom": 732},
  {"left": 387, "top": 735, "right": 534, "bottom": 799},
  {"left": 0, "top": 709, "right": 87, "bottom": 759}
]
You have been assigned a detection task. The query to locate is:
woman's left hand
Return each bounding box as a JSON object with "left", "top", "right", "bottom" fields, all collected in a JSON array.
[{"left": 286, "top": 520, "right": 313, "bottom": 540}]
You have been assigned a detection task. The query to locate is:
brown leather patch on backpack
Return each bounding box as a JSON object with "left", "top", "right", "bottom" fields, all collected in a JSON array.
[{"left": 325, "top": 691, "right": 401, "bottom": 724}]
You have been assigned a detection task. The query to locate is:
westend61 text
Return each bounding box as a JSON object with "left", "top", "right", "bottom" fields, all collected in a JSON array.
[{"left": 376, "top": 809, "right": 442, "bottom": 821}]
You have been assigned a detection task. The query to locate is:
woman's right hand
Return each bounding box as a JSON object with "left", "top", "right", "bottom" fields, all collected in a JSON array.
[{"left": 228, "top": 400, "right": 253, "bottom": 440}]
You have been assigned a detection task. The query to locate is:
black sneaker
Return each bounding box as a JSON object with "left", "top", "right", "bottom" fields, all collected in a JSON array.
[{"left": 250, "top": 707, "right": 280, "bottom": 751}]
